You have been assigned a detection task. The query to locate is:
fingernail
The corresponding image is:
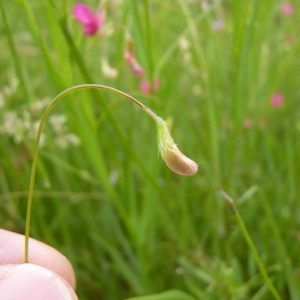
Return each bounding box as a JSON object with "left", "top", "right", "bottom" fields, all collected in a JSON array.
[{"left": 0, "top": 264, "right": 77, "bottom": 300}]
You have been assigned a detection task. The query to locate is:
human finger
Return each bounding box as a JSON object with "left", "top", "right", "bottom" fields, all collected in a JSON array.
[
  {"left": 0, "top": 263, "right": 77, "bottom": 300},
  {"left": 0, "top": 229, "right": 76, "bottom": 288}
]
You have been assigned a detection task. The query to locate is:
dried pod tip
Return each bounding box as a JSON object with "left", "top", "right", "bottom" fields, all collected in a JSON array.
[{"left": 156, "top": 118, "right": 198, "bottom": 176}]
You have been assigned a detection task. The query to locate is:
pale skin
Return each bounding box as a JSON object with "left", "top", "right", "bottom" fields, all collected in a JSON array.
[{"left": 0, "top": 229, "right": 78, "bottom": 300}]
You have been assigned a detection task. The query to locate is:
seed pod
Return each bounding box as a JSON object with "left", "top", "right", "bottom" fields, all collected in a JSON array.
[
  {"left": 161, "top": 146, "right": 198, "bottom": 176},
  {"left": 156, "top": 117, "right": 198, "bottom": 176}
]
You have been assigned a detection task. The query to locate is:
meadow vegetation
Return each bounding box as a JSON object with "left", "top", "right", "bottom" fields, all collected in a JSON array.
[{"left": 0, "top": 1, "right": 299, "bottom": 299}]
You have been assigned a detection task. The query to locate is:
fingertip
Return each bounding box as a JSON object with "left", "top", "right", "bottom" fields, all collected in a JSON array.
[
  {"left": 0, "top": 264, "right": 78, "bottom": 300},
  {"left": 0, "top": 229, "right": 76, "bottom": 288}
]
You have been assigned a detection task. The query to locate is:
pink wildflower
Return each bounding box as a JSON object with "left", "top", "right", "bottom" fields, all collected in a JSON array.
[
  {"left": 283, "top": 3, "right": 294, "bottom": 16},
  {"left": 140, "top": 80, "right": 151, "bottom": 95},
  {"left": 74, "top": 3, "right": 105, "bottom": 36},
  {"left": 271, "top": 93, "right": 284, "bottom": 108},
  {"left": 201, "top": 1, "right": 210, "bottom": 12},
  {"left": 125, "top": 51, "right": 145, "bottom": 77},
  {"left": 125, "top": 37, "right": 159, "bottom": 94},
  {"left": 125, "top": 41, "right": 145, "bottom": 77},
  {"left": 286, "top": 35, "right": 294, "bottom": 45},
  {"left": 212, "top": 20, "right": 225, "bottom": 32},
  {"left": 243, "top": 118, "right": 254, "bottom": 129},
  {"left": 140, "top": 79, "right": 160, "bottom": 95}
]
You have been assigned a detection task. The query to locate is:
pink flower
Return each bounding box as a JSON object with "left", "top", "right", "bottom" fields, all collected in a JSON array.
[
  {"left": 125, "top": 38, "right": 159, "bottom": 94},
  {"left": 140, "top": 79, "right": 160, "bottom": 95},
  {"left": 212, "top": 19, "right": 225, "bottom": 32},
  {"left": 125, "top": 51, "right": 145, "bottom": 77},
  {"left": 125, "top": 40, "right": 145, "bottom": 77},
  {"left": 243, "top": 118, "right": 254, "bottom": 129},
  {"left": 74, "top": 3, "right": 105, "bottom": 36},
  {"left": 286, "top": 35, "right": 294, "bottom": 45},
  {"left": 283, "top": 3, "right": 294, "bottom": 16},
  {"left": 201, "top": 1, "right": 210, "bottom": 12},
  {"left": 271, "top": 93, "right": 284, "bottom": 108}
]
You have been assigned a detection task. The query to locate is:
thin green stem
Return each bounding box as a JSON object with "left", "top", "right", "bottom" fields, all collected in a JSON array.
[
  {"left": 219, "top": 190, "right": 282, "bottom": 300},
  {"left": 24, "top": 84, "right": 161, "bottom": 263}
]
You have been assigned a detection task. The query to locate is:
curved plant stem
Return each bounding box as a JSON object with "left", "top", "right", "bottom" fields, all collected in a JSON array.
[
  {"left": 219, "top": 190, "right": 282, "bottom": 300},
  {"left": 24, "top": 84, "right": 161, "bottom": 263}
]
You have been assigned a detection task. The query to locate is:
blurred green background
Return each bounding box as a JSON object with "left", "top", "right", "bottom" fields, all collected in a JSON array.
[{"left": 0, "top": 0, "right": 299, "bottom": 299}]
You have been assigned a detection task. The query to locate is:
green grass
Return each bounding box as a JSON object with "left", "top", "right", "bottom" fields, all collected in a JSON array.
[{"left": 0, "top": 0, "right": 300, "bottom": 299}]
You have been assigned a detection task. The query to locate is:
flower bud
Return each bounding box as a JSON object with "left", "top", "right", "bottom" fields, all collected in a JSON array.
[{"left": 156, "top": 117, "right": 198, "bottom": 176}]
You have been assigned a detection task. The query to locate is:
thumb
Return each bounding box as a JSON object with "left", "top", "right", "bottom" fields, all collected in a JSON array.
[{"left": 0, "top": 263, "right": 78, "bottom": 300}]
